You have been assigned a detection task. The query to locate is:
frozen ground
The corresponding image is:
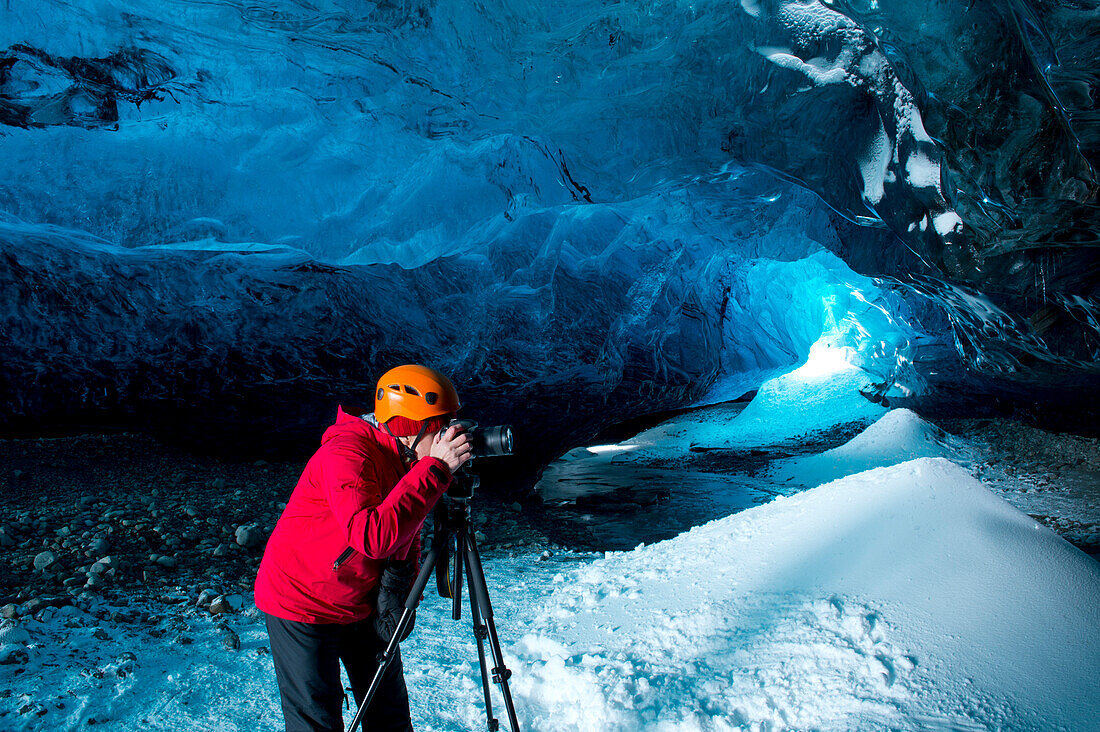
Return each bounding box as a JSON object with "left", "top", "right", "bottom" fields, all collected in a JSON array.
[{"left": 3, "top": 351, "right": 1099, "bottom": 730}]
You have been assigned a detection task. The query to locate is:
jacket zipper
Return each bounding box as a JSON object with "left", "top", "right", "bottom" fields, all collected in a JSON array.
[{"left": 333, "top": 547, "right": 355, "bottom": 572}]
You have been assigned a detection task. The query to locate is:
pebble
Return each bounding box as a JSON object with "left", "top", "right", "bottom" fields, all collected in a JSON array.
[
  {"left": 213, "top": 544, "right": 231, "bottom": 557},
  {"left": 90, "top": 537, "right": 110, "bottom": 556},
  {"left": 33, "top": 550, "right": 59, "bottom": 570},
  {"left": 218, "top": 624, "right": 241, "bottom": 651},
  {"left": 18, "top": 701, "right": 46, "bottom": 716},
  {"left": 209, "top": 595, "right": 235, "bottom": 615},
  {"left": 1, "top": 604, "right": 18, "bottom": 619},
  {"left": 235, "top": 524, "right": 263, "bottom": 548},
  {"left": 156, "top": 556, "right": 178, "bottom": 569}
]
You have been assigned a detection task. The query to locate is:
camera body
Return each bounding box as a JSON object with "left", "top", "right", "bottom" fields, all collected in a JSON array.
[{"left": 445, "top": 419, "right": 513, "bottom": 501}]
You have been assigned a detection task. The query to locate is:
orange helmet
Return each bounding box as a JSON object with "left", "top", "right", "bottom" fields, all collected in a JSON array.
[{"left": 374, "top": 364, "right": 461, "bottom": 425}]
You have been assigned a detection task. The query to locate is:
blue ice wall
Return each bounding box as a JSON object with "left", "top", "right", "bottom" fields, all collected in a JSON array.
[{"left": 0, "top": 0, "right": 1096, "bottom": 457}]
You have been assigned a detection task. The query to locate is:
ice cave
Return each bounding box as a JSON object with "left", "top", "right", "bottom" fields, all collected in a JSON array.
[{"left": 0, "top": 0, "right": 1097, "bottom": 730}]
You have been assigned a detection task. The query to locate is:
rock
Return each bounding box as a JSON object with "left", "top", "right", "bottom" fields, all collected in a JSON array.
[
  {"left": 209, "top": 595, "right": 235, "bottom": 615},
  {"left": 234, "top": 525, "right": 263, "bottom": 548},
  {"left": 1, "top": 604, "right": 18, "bottom": 619},
  {"left": 196, "top": 589, "right": 217, "bottom": 607},
  {"left": 18, "top": 701, "right": 46, "bottom": 716},
  {"left": 0, "top": 644, "right": 28, "bottom": 665},
  {"left": 217, "top": 624, "right": 241, "bottom": 651},
  {"left": 85, "top": 574, "right": 105, "bottom": 589},
  {"left": 213, "top": 544, "right": 231, "bottom": 557},
  {"left": 156, "top": 556, "right": 178, "bottom": 569},
  {"left": 90, "top": 537, "right": 110, "bottom": 556},
  {"left": 22, "top": 597, "right": 46, "bottom": 615},
  {"left": 210, "top": 478, "right": 227, "bottom": 490},
  {"left": 510, "top": 502, "right": 522, "bottom": 512},
  {"left": 92, "top": 628, "right": 110, "bottom": 641},
  {"left": 33, "top": 550, "right": 59, "bottom": 571}
]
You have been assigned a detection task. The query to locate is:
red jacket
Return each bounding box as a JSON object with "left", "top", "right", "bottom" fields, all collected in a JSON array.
[{"left": 255, "top": 406, "right": 453, "bottom": 624}]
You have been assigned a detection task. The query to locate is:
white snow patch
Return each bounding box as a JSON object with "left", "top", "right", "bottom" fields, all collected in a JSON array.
[
  {"left": 859, "top": 120, "right": 892, "bottom": 206},
  {"left": 768, "top": 408, "right": 972, "bottom": 487},
  {"left": 514, "top": 459, "right": 1100, "bottom": 731},
  {"left": 904, "top": 152, "right": 941, "bottom": 192},
  {"left": 932, "top": 211, "right": 963, "bottom": 237}
]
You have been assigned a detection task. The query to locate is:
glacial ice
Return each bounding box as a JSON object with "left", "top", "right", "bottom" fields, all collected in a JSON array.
[{"left": 1, "top": 0, "right": 1097, "bottom": 454}]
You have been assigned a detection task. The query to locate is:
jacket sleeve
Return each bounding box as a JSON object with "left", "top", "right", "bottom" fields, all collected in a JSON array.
[{"left": 320, "top": 442, "right": 453, "bottom": 560}]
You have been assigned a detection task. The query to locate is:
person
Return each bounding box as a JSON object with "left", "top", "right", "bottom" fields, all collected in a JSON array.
[{"left": 255, "top": 364, "right": 473, "bottom": 732}]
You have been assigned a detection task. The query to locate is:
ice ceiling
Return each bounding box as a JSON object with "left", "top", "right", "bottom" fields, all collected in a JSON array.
[{"left": 1, "top": 0, "right": 1097, "bottom": 463}]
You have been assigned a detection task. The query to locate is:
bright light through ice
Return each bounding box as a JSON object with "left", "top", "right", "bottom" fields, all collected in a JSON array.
[
  {"left": 586, "top": 444, "right": 639, "bottom": 455},
  {"left": 794, "top": 338, "right": 860, "bottom": 379}
]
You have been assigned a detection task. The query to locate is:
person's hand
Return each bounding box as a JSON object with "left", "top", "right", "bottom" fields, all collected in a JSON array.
[
  {"left": 374, "top": 605, "right": 414, "bottom": 645},
  {"left": 430, "top": 424, "right": 473, "bottom": 473},
  {"left": 373, "top": 560, "right": 416, "bottom": 644}
]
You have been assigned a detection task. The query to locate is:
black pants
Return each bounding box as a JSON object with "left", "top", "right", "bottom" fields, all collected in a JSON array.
[{"left": 265, "top": 614, "right": 414, "bottom": 732}]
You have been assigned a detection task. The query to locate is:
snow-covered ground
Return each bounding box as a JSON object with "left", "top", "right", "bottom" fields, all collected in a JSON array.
[{"left": 3, "top": 351, "right": 1098, "bottom": 731}]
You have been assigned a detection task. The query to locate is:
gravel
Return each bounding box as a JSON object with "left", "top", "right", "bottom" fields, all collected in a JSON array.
[{"left": 2, "top": 431, "right": 548, "bottom": 610}]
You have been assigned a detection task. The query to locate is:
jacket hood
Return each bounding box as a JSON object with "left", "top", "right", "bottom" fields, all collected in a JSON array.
[{"left": 325, "top": 406, "right": 401, "bottom": 457}]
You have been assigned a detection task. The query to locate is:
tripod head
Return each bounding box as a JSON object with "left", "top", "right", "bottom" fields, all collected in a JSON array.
[{"left": 447, "top": 467, "right": 480, "bottom": 502}]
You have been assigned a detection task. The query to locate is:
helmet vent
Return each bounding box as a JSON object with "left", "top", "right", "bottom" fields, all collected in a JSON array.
[
  {"left": 388, "top": 384, "right": 400, "bottom": 391},
  {"left": 425, "top": 392, "right": 438, "bottom": 405},
  {"left": 404, "top": 385, "right": 421, "bottom": 396},
  {"left": 376, "top": 388, "right": 385, "bottom": 401}
]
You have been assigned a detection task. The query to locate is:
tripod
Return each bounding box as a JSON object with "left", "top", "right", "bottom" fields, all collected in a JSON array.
[{"left": 349, "top": 485, "right": 521, "bottom": 732}]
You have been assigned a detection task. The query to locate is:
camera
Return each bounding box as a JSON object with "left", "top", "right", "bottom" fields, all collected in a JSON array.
[
  {"left": 444, "top": 419, "right": 513, "bottom": 501},
  {"left": 448, "top": 419, "right": 514, "bottom": 460}
]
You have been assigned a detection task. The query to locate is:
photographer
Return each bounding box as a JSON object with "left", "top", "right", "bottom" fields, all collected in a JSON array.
[{"left": 255, "top": 364, "right": 472, "bottom": 732}]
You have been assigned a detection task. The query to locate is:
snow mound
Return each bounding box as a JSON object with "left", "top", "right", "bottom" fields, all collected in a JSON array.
[
  {"left": 511, "top": 458, "right": 1100, "bottom": 731},
  {"left": 767, "top": 408, "right": 971, "bottom": 487}
]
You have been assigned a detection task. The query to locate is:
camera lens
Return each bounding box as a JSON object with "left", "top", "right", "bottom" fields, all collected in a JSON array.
[{"left": 476, "top": 425, "right": 513, "bottom": 457}]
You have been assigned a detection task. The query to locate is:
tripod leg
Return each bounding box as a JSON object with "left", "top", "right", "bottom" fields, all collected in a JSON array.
[
  {"left": 347, "top": 544, "right": 441, "bottom": 732},
  {"left": 452, "top": 533, "right": 465, "bottom": 621},
  {"left": 462, "top": 532, "right": 500, "bottom": 731},
  {"left": 462, "top": 533, "right": 522, "bottom": 732}
]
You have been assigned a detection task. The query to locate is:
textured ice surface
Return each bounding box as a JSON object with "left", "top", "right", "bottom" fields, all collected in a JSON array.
[
  {"left": 0, "top": 0, "right": 1097, "bottom": 446},
  {"left": 0, "top": 176, "right": 929, "bottom": 466}
]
